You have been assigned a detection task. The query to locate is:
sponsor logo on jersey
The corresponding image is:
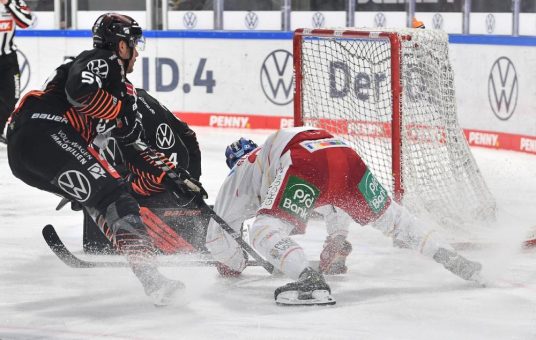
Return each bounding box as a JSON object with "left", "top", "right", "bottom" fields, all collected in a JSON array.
[
  {"left": 0, "top": 19, "right": 13, "bottom": 31},
  {"left": 260, "top": 50, "right": 294, "bottom": 106},
  {"left": 279, "top": 176, "right": 319, "bottom": 221},
  {"left": 86, "top": 59, "right": 109, "bottom": 79},
  {"left": 155, "top": 123, "right": 175, "bottom": 149},
  {"left": 57, "top": 170, "right": 91, "bottom": 202},
  {"left": 300, "top": 138, "right": 350, "bottom": 153},
  {"left": 358, "top": 169, "right": 387, "bottom": 214},
  {"left": 31, "top": 113, "right": 68, "bottom": 124},
  {"left": 51, "top": 130, "right": 93, "bottom": 165},
  {"left": 260, "top": 165, "right": 287, "bottom": 210},
  {"left": 87, "top": 163, "right": 107, "bottom": 179}
]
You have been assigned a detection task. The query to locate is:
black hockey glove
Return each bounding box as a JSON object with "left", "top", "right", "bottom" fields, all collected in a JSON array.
[
  {"left": 113, "top": 97, "right": 144, "bottom": 145},
  {"left": 171, "top": 166, "right": 208, "bottom": 199}
]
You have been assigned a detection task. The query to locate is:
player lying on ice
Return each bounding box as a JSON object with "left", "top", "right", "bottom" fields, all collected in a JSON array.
[
  {"left": 206, "top": 127, "right": 485, "bottom": 306},
  {"left": 7, "top": 13, "right": 205, "bottom": 306}
]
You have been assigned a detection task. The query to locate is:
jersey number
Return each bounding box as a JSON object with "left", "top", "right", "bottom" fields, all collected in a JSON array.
[{"left": 81, "top": 71, "right": 102, "bottom": 87}]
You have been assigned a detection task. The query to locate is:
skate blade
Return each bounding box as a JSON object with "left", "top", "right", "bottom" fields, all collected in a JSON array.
[{"left": 275, "top": 289, "right": 336, "bottom": 306}]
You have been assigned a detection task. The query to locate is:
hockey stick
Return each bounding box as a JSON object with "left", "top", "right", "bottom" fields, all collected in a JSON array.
[
  {"left": 42, "top": 224, "right": 263, "bottom": 269},
  {"left": 133, "top": 142, "right": 275, "bottom": 274}
]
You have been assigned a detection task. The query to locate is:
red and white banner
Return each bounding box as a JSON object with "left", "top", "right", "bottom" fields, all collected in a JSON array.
[{"left": 176, "top": 111, "right": 536, "bottom": 155}]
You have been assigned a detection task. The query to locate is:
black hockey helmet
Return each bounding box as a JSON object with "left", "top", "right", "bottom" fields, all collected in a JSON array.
[{"left": 92, "top": 13, "right": 145, "bottom": 52}]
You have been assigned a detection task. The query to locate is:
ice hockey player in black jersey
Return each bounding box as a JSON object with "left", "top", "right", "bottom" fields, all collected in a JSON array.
[
  {"left": 6, "top": 13, "right": 202, "bottom": 306},
  {"left": 82, "top": 87, "right": 208, "bottom": 255}
]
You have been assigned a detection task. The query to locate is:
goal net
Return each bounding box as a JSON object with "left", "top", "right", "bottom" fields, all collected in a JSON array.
[{"left": 293, "top": 28, "right": 495, "bottom": 241}]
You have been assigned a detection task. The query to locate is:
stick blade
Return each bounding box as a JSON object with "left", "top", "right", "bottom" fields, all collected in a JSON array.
[{"left": 42, "top": 224, "right": 96, "bottom": 268}]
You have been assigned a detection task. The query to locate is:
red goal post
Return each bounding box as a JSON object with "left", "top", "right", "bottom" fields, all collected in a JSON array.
[
  {"left": 293, "top": 27, "right": 496, "bottom": 238},
  {"left": 294, "top": 28, "right": 405, "bottom": 201}
]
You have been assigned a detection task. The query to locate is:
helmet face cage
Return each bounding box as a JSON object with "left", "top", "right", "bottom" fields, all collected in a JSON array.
[
  {"left": 225, "top": 138, "right": 258, "bottom": 169},
  {"left": 92, "top": 13, "right": 144, "bottom": 52}
]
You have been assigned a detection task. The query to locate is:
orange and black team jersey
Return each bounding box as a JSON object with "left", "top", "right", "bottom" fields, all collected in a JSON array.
[
  {"left": 13, "top": 48, "right": 128, "bottom": 141},
  {"left": 11, "top": 48, "right": 174, "bottom": 195}
]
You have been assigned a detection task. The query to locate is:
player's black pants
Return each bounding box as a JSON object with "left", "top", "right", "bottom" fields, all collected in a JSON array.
[
  {"left": 7, "top": 110, "right": 138, "bottom": 219},
  {"left": 0, "top": 52, "right": 20, "bottom": 134}
]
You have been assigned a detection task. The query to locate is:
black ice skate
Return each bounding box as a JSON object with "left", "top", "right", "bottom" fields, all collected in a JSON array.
[
  {"left": 433, "top": 248, "right": 484, "bottom": 284},
  {"left": 274, "top": 267, "right": 335, "bottom": 306}
]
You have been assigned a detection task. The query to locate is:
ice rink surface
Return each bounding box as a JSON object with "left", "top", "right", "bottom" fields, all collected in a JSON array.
[{"left": 1, "top": 127, "right": 535, "bottom": 340}]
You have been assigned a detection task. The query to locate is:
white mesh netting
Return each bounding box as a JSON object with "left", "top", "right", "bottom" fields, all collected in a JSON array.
[{"left": 296, "top": 28, "right": 496, "bottom": 241}]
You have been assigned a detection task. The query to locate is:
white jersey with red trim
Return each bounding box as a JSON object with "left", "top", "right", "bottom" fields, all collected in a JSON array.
[
  {"left": 214, "top": 126, "right": 320, "bottom": 230},
  {"left": 205, "top": 126, "right": 321, "bottom": 269}
]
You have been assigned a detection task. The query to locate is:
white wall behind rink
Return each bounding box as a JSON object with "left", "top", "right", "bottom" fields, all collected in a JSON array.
[{"left": 14, "top": 31, "right": 536, "bottom": 155}]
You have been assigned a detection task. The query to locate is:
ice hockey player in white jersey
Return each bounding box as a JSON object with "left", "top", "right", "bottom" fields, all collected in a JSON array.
[{"left": 206, "top": 127, "right": 484, "bottom": 306}]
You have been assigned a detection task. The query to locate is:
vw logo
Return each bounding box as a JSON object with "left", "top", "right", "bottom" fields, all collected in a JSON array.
[
  {"left": 86, "top": 59, "right": 109, "bottom": 78},
  {"left": 245, "top": 11, "right": 259, "bottom": 30},
  {"left": 432, "top": 13, "right": 443, "bottom": 29},
  {"left": 260, "top": 50, "right": 294, "bottom": 106},
  {"left": 16, "top": 49, "right": 30, "bottom": 92},
  {"left": 183, "top": 11, "right": 197, "bottom": 29},
  {"left": 488, "top": 57, "right": 518, "bottom": 121},
  {"left": 57, "top": 170, "right": 92, "bottom": 202},
  {"left": 312, "top": 12, "right": 325, "bottom": 28},
  {"left": 375, "top": 12, "right": 386, "bottom": 28},
  {"left": 156, "top": 123, "right": 175, "bottom": 149},
  {"left": 485, "top": 13, "right": 495, "bottom": 34}
]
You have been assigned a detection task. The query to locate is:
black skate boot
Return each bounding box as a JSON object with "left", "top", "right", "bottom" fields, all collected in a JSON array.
[{"left": 274, "top": 267, "right": 335, "bottom": 306}]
